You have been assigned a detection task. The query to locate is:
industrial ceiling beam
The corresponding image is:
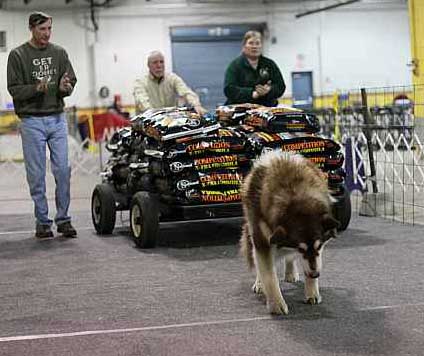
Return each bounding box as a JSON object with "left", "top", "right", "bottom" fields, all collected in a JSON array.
[{"left": 296, "top": 0, "right": 361, "bottom": 18}]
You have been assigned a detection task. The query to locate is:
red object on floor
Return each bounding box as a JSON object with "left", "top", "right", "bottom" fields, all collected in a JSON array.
[{"left": 92, "top": 112, "right": 130, "bottom": 141}]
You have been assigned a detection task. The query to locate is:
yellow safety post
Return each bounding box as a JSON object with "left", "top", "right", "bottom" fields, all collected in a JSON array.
[
  {"left": 87, "top": 115, "right": 98, "bottom": 153},
  {"left": 332, "top": 91, "right": 341, "bottom": 141},
  {"left": 408, "top": 0, "right": 424, "bottom": 117}
]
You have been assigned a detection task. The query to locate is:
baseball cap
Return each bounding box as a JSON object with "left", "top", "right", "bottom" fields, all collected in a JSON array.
[{"left": 28, "top": 12, "right": 52, "bottom": 28}]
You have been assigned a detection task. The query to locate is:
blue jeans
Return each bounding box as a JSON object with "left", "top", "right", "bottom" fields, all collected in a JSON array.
[{"left": 20, "top": 114, "right": 71, "bottom": 227}]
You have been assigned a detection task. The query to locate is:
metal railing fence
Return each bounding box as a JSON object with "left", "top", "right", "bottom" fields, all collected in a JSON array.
[{"left": 313, "top": 85, "right": 424, "bottom": 225}]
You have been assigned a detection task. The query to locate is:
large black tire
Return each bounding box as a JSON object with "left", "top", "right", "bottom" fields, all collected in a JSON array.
[
  {"left": 333, "top": 187, "right": 352, "bottom": 231},
  {"left": 130, "top": 192, "right": 159, "bottom": 248},
  {"left": 91, "top": 184, "right": 117, "bottom": 234}
]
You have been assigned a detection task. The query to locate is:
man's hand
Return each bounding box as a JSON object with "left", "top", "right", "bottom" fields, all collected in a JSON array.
[
  {"left": 255, "top": 80, "right": 272, "bottom": 97},
  {"left": 59, "top": 72, "right": 73, "bottom": 93},
  {"left": 36, "top": 77, "right": 49, "bottom": 93},
  {"left": 194, "top": 105, "right": 207, "bottom": 116}
]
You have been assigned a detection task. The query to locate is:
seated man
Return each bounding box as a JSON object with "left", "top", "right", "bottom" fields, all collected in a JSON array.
[{"left": 133, "top": 51, "right": 206, "bottom": 115}]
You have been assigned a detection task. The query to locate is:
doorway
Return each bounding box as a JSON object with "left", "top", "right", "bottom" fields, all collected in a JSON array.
[{"left": 291, "top": 71, "right": 314, "bottom": 110}]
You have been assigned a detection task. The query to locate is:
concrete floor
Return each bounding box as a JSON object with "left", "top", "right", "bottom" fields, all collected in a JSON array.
[
  {"left": 0, "top": 185, "right": 423, "bottom": 356},
  {"left": 2, "top": 120, "right": 423, "bottom": 355}
]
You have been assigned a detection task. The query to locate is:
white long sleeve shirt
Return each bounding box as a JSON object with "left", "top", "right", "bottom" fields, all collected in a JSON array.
[{"left": 133, "top": 72, "right": 200, "bottom": 113}]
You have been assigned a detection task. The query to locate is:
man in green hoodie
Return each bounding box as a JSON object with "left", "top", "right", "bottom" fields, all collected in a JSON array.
[{"left": 7, "top": 12, "right": 77, "bottom": 239}]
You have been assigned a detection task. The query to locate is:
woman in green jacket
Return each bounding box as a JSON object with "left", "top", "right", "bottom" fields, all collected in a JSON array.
[{"left": 224, "top": 30, "right": 285, "bottom": 107}]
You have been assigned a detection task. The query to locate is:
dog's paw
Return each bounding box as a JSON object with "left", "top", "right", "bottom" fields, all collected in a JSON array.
[
  {"left": 252, "top": 280, "right": 263, "bottom": 294},
  {"left": 304, "top": 295, "right": 322, "bottom": 305},
  {"left": 284, "top": 272, "right": 300, "bottom": 283},
  {"left": 267, "top": 298, "right": 289, "bottom": 315}
]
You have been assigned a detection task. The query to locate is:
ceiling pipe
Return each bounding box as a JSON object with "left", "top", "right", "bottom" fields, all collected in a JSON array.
[
  {"left": 90, "top": 0, "right": 98, "bottom": 32},
  {"left": 296, "top": 0, "right": 361, "bottom": 18},
  {"left": 87, "top": 0, "right": 113, "bottom": 32}
]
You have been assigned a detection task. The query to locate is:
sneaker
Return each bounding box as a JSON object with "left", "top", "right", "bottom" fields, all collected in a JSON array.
[
  {"left": 35, "top": 224, "right": 54, "bottom": 239},
  {"left": 57, "top": 221, "right": 77, "bottom": 238}
]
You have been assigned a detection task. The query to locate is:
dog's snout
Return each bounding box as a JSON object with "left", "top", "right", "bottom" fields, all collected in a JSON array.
[{"left": 309, "top": 271, "right": 320, "bottom": 279}]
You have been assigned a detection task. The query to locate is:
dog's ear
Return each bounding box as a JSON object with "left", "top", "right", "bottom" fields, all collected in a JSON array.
[
  {"left": 322, "top": 214, "right": 340, "bottom": 232},
  {"left": 269, "top": 226, "right": 287, "bottom": 245}
]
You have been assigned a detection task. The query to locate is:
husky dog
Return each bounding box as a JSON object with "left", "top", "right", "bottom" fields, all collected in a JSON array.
[{"left": 240, "top": 150, "right": 339, "bottom": 315}]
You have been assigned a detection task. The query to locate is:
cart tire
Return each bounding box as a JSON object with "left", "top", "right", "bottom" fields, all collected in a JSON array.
[
  {"left": 130, "top": 192, "right": 159, "bottom": 248},
  {"left": 333, "top": 187, "right": 351, "bottom": 232},
  {"left": 91, "top": 184, "right": 117, "bottom": 234}
]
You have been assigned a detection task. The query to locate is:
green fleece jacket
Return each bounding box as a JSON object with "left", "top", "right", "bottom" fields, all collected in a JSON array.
[
  {"left": 7, "top": 42, "right": 77, "bottom": 118},
  {"left": 224, "top": 54, "right": 285, "bottom": 107}
]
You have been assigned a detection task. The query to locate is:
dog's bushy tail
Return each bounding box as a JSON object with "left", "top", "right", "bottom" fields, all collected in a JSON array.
[{"left": 240, "top": 222, "right": 254, "bottom": 269}]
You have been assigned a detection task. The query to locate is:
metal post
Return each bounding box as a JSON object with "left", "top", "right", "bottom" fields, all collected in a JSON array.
[
  {"left": 98, "top": 140, "right": 103, "bottom": 172},
  {"left": 360, "top": 88, "right": 378, "bottom": 193}
]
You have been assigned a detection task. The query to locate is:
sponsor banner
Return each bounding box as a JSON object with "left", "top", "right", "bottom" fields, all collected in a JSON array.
[
  {"left": 247, "top": 131, "right": 340, "bottom": 155},
  {"left": 174, "top": 171, "right": 244, "bottom": 191},
  {"left": 168, "top": 154, "right": 250, "bottom": 174},
  {"left": 306, "top": 153, "right": 344, "bottom": 170},
  {"left": 243, "top": 110, "right": 320, "bottom": 134},
  {"left": 184, "top": 188, "right": 241, "bottom": 204},
  {"left": 166, "top": 136, "right": 246, "bottom": 159}
]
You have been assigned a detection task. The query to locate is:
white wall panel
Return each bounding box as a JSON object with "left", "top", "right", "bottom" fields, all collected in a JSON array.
[
  {"left": 0, "top": 11, "right": 27, "bottom": 109},
  {"left": 49, "top": 11, "right": 90, "bottom": 107},
  {"left": 93, "top": 16, "right": 166, "bottom": 107},
  {"left": 320, "top": 9, "right": 411, "bottom": 91},
  {"left": 269, "top": 8, "right": 411, "bottom": 95}
]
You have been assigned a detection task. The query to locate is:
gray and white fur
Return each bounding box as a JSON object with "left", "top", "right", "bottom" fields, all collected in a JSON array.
[{"left": 240, "top": 150, "right": 339, "bottom": 315}]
